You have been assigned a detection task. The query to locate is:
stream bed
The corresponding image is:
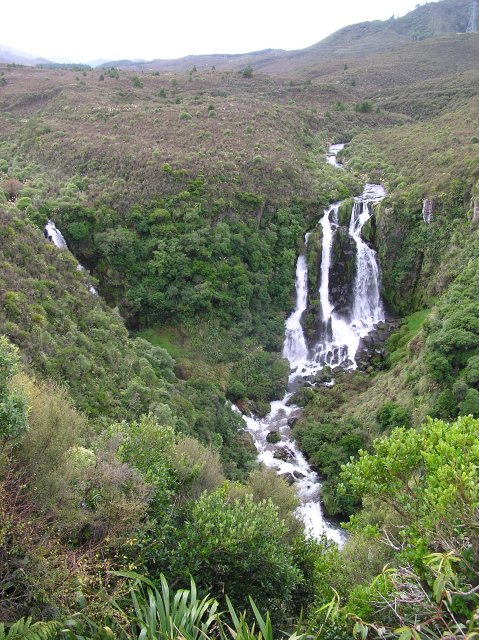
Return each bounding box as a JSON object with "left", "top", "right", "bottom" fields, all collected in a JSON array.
[{"left": 235, "top": 144, "right": 387, "bottom": 546}]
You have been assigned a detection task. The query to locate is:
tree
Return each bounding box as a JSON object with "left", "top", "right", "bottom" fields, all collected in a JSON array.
[
  {"left": 0, "top": 336, "right": 27, "bottom": 444},
  {"left": 376, "top": 402, "right": 411, "bottom": 431},
  {"left": 3, "top": 179, "right": 23, "bottom": 202},
  {"left": 242, "top": 65, "right": 253, "bottom": 79},
  {"left": 174, "top": 486, "right": 301, "bottom": 614},
  {"left": 342, "top": 416, "right": 479, "bottom": 546}
]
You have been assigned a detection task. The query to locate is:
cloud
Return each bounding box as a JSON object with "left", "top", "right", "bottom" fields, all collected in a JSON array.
[{"left": 5, "top": 0, "right": 422, "bottom": 62}]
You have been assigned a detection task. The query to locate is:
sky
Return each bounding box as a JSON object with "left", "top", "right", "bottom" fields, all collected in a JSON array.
[{"left": 3, "top": 0, "right": 428, "bottom": 63}]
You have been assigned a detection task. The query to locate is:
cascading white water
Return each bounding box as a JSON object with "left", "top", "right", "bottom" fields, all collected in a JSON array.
[
  {"left": 349, "top": 187, "right": 386, "bottom": 335},
  {"left": 326, "top": 143, "right": 345, "bottom": 167},
  {"left": 235, "top": 144, "right": 387, "bottom": 546},
  {"left": 45, "top": 220, "right": 68, "bottom": 249},
  {"left": 312, "top": 183, "right": 386, "bottom": 369},
  {"left": 44, "top": 220, "right": 98, "bottom": 296},
  {"left": 283, "top": 234, "right": 310, "bottom": 371}
]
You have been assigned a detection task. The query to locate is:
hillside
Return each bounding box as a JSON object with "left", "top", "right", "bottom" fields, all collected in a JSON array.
[
  {"left": 2, "top": 0, "right": 479, "bottom": 636},
  {"left": 97, "top": 0, "right": 475, "bottom": 75}
]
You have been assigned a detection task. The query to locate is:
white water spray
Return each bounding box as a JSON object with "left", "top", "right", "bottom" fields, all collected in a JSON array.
[
  {"left": 44, "top": 220, "right": 98, "bottom": 296},
  {"left": 236, "top": 145, "right": 387, "bottom": 546}
]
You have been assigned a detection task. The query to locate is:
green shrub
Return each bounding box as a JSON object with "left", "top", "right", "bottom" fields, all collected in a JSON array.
[
  {"left": 355, "top": 101, "right": 373, "bottom": 113},
  {"left": 376, "top": 402, "right": 411, "bottom": 431}
]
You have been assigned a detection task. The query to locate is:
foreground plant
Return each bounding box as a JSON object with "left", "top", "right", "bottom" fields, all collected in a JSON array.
[{"left": 57, "top": 572, "right": 303, "bottom": 640}]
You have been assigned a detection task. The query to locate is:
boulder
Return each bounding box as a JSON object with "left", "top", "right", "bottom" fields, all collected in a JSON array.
[
  {"left": 280, "top": 472, "right": 295, "bottom": 485},
  {"left": 474, "top": 200, "right": 479, "bottom": 224},
  {"left": 422, "top": 199, "right": 434, "bottom": 224},
  {"left": 293, "top": 470, "right": 306, "bottom": 480},
  {"left": 266, "top": 431, "right": 281, "bottom": 444},
  {"left": 274, "top": 446, "right": 295, "bottom": 461}
]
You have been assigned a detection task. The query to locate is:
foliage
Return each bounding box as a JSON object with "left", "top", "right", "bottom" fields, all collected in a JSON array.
[
  {"left": 0, "top": 619, "right": 61, "bottom": 640},
  {"left": 376, "top": 402, "right": 411, "bottom": 431},
  {"left": 173, "top": 486, "right": 301, "bottom": 615},
  {"left": 294, "top": 411, "right": 368, "bottom": 517},
  {"left": 342, "top": 415, "right": 479, "bottom": 548},
  {"left": 111, "top": 572, "right": 219, "bottom": 640},
  {"left": 0, "top": 336, "right": 27, "bottom": 443}
]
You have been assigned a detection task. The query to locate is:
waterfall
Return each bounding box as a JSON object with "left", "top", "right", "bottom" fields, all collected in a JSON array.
[
  {"left": 326, "top": 143, "right": 345, "bottom": 168},
  {"left": 283, "top": 234, "right": 310, "bottom": 371},
  {"left": 44, "top": 220, "right": 98, "bottom": 296},
  {"left": 44, "top": 220, "right": 68, "bottom": 249},
  {"left": 235, "top": 145, "right": 386, "bottom": 546},
  {"left": 349, "top": 189, "right": 386, "bottom": 336},
  {"left": 311, "top": 184, "right": 386, "bottom": 369}
]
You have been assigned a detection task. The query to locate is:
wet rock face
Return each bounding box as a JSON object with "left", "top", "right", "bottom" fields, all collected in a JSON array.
[
  {"left": 280, "top": 472, "right": 296, "bottom": 485},
  {"left": 328, "top": 227, "right": 356, "bottom": 319},
  {"left": 473, "top": 200, "right": 479, "bottom": 224},
  {"left": 355, "top": 320, "right": 398, "bottom": 371},
  {"left": 423, "top": 199, "right": 434, "bottom": 223},
  {"left": 361, "top": 212, "right": 377, "bottom": 245}
]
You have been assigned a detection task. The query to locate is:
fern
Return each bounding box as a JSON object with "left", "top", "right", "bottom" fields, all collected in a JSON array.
[{"left": 0, "top": 618, "right": 61, "bottom": 640}]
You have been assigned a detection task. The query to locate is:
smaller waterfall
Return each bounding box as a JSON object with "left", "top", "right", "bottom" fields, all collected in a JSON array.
[
  {"left": 44, "top": 220, "right": 68, "bottom": 249},
  {"left": 44, "top": 220, "right": 98, "bottom": 296},
  {"left": 312, "top": 184, "right": 386, "bottom": 369},
  {"left": 349, "top": 189, "right": 385, "bottom": 333},
  {"left": 283, "top": 234, "right": 310, "bottom": 371},
  {"left": 326, "top": 143, "right": 345, "bottom": 168}
]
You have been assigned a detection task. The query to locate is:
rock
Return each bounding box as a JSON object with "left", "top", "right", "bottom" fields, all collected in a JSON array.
[
  {"left": 314, "top": 369, "right": 333, "bottom": 383},
  {"left": 266, "top": 431, "right": 281, "bottom": 444},
  {"left": 332, "top": 365, "right": 345, "bottom": 375},
  {"left": 329, "top": 227, "right": 357, "bottom": 318},
  {"left": 474, "top": 200, "right": 479, "bottom": 224},
  {"left": 422, "top": 199, "right": 434, "bottom": 224},
  {"left": 273, "top": 446, "right": 295, "bottom": 461},
  {"left": 293, "top": 470, "right": 306, "bottom": 480},
  {"left": 280, "top": 472, "right": 295, "bottom": 485}
]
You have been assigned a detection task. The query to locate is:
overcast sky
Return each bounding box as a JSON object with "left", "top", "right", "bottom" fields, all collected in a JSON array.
[{"left": 3, "top": 0, "right": 428, "bottom": 63}]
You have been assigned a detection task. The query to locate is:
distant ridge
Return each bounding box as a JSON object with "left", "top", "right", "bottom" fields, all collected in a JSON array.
[
  {"left": 98, "top": 48, "right": 286, "bottom": 72},
  {"left": 95, "top": 0, "right": 474, "bottom": 74},
  {"left": 0, "top": 45, "right": 52, "bottom": 66},
  {"left": 1, "top": 0, "right": 475, "bottom": 73}
]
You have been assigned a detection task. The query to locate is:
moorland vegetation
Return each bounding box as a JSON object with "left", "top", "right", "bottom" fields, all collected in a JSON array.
[{"left": 1, "top": 0, "right": 479, "bottom": 637}]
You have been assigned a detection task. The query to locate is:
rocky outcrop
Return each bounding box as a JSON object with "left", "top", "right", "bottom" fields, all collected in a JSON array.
[
  {"left": 328, "top": 227, "right": 356, "bottom": 319},
  {"left": 361, "top": 209, "right": 377, "bottom": 245},
  {"left": 280, "top": 472, "right": 295, "bottom": 485},
  {"left": 304, "top": 226, "right": 323, "bottom": 345},
  {"left": 274, "top": 446, "right": 295, "bottom": 461},
  {"left": 473, "top": 200, "right": 479, "bottom": 224},
  {"left": 355, "top": 320, "right": 398, "bottom": 371},
  {"left": 422, "top": 199, "right": 434, "bottom": 223},
  {"left": 266, "top": 430, "right": 281, "bottom": 444}
]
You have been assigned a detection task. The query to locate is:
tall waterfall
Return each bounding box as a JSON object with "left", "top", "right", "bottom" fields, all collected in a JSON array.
[
  {"left": 283, "top": 238, "right": 309, "bottom": 370},
  {"left": 311, "top": 184, "right": 386, "bottom": 370},
  {"left": 235, "top": 144, "right": 386, "bottom": 545}
]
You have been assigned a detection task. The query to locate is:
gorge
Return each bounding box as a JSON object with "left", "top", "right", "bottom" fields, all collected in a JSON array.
[{"left": 236, "top": 145, "right": 387, "bottom": 543}]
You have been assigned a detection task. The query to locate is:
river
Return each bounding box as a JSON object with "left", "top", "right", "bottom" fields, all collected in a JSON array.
[{"left": 235, "top": 144, "right": 386, "bottom": 546}]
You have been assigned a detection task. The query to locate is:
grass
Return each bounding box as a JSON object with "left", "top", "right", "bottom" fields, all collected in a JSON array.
[
  {"left": 136, "top": 326, "right": 186, "bottom": 359},
  {"left": 387, "top": 309, "right": 431, "bottom": 367}
]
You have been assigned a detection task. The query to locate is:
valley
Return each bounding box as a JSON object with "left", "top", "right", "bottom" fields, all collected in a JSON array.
[{"left": 1, "top": 0, "right": 479, "bottom": 637}]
